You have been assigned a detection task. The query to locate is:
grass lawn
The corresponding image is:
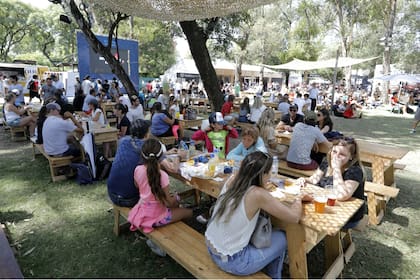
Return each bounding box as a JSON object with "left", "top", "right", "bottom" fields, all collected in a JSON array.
[{"left": 1, "top": 106, "right": 419, "bottom": 278}]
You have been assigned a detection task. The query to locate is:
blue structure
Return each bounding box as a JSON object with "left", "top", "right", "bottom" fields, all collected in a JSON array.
[{"left": 77, "top": 31, "right": 139, "bottom": 93}]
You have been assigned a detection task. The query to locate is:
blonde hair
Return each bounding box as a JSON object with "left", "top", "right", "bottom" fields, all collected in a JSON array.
[
  {"left": 257, "top": 108, "right": 275, "bottom": 142},
  {"left": 252, "top": 96, "right": 263, "bottom": 109}
]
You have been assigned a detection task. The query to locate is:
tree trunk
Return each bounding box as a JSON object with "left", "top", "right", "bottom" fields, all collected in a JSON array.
[
  {"left": 382, "top": 0, "right": 397, "bottom": 104},
  {"left": 67, "top": 0, "right": 137, "bottom": 95},
  {"left": 180, "top": 20, "right": 223, "bottom": 112}
]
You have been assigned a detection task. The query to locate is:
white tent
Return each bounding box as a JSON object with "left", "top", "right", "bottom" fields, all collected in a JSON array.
[
  {"left": 375, "top": 74, "right": 420, "bottom": 83},
  {"left": 264, "top": 57, "right": 379, "bottom": 71}
]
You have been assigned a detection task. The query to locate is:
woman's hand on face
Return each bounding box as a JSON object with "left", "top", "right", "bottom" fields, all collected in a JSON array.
[{"left": 331, "top": 152, "right": 342, "bottom": 169}]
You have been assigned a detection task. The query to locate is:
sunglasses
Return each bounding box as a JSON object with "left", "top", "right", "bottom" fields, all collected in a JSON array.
[{"left": 289, "top": 109, "right": 297, "bottom": 112}]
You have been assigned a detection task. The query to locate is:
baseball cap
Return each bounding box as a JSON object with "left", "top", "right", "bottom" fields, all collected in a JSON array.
[
  {"left": 88, "top": 98, "right": 98, "bottom": 106},
  {"left": 209, "top": 112, "right": 226, "bottom": 125},
  {"left": 46, "top": 102, "right": 61, "bottom": 111},
  {"left": 11, "top": 89, "right": 20, "bottom": 95},
  {"left": 304, "top": 111, "right": 317, "bottom": 122}
]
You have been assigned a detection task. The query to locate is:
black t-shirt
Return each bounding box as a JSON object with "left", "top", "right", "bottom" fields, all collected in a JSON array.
[
  {"left": 281, "top": 113, "right": 304, "bottom": 127},
  {"left": 117, "top": 115, "right": 131, "bottom": 136},
  {"left": 318, "top": 159, "right": 366, "bottom": 223}
]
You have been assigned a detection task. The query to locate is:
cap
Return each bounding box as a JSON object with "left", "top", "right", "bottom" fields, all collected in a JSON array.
[
  {"left": 11, "top": 89, "right": 20, "bottom": 95},
  {"left": 88, "top": 98, "right": 98, "bottom": 106},
  {"left": 289, "top": 104, "right": 298, "bottom": 111},
  {"left": 304, "top": 111, "right": 317, "bottom": 122},
  {"left": 46, "top": 102, "right": 61, "bottom": 111},
  {"left": 131, "top": 119, "right": 152, "bottom": 138},
  {"left": 209, "top": 112, "right": 226, "bottom": 125}
]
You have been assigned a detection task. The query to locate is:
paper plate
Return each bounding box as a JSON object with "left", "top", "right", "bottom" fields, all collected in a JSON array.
[{"left": 282, "top": 185, "right": 300, "bottom": 195}]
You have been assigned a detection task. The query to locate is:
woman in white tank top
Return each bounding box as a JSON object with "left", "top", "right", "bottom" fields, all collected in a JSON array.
[
  {"left": 3, "top": 93, "right": 37, "bottom": 137},
  {"left": 205, "top": 151, "right": 311, "bottom": 279}
]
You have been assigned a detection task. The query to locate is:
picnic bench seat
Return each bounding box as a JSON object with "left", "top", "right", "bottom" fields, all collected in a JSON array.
[
  {"left": 157, "top": 136, "right": 177, "bottom": 147},
  {"left": 0, "top": 225, "right": 24, "bottom": 279},
  {"left": 4, "top": 124, "right": 27, "bottom": 141},
  {"left": 364, "top": 181, "right": 400, "bottom": 225},
  {"left": 234, "top": 122, "right": 255, "bottom": 132},
  {"left": 32, "top": 143, "right": 76, "bottom": 182},
  {"left": 278, "top": 161, "right": 316, "bottom": 178},
  {"left": 112, "top": 205, "right": 269, "bottom": 279}
]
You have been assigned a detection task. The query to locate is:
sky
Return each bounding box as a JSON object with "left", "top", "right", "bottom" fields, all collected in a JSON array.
[{"left": 19, "top": 0, "right": 51, "bottom": 9}]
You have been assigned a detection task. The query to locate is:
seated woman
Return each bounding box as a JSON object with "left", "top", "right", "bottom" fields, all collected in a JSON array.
[
  {"left": 226, "top": 126, "right": 267, "bottom": 161},
  {"left": 3, "top": 93, "right": 37, "bottom": 137},
  {"left": 286, "top": 111, "right": 332, "bottom": 170},
  {"left": 257, "top": 108, "right": 288, "bottom": 159},
  {"left": 343, "top": 102, "right": 363, "bottom": 119},
  {"left": 151, "top": 102, "right": 177, "bottom": 138},
  {"left": 114, "top": 103, "right": 131, "bottom": 138},
  {"left": 249, "top": 96, "right": 266, "bottom": 124},
  {"left": 205, "top": 151, "right": 310, "bottom": 278},
  {"left": 297, "top": 137, "right": 366, "bottom": 229},
  {"left": 88, "top": 99, "right": 105, "bottom": 126},
  {"left": 238, "top": 97, "right": 251, "bottom": 123},
  {"left": 316, "top": 108, "right": 333, "bottom": 134}
]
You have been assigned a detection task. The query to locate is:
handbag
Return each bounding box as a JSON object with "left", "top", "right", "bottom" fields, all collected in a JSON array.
[{"left": 250, "top": 211, "right": 272, "bottom": 248}]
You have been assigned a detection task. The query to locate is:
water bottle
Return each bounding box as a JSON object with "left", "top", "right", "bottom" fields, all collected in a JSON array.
[
  {"left": 188, "top": 140, "right": 195, "bottom": 160},
  {"left": 208, "top": 152, "right": 218, "bottom": 176},
  {"left": 271, "top": 156, "right": 279, "bottom": 178}
]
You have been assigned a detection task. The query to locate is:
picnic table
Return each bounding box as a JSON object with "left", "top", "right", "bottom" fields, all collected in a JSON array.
[
  {"left": 275, "top": 132, "right": 408, "bottom": 186},
  {"left": 169, "top": 161, "right": 364, "bottom": 279},
  {"left": 178, "top": 117, "right": 204, "bottom": 135}
]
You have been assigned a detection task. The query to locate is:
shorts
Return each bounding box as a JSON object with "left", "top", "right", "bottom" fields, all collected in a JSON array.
[
  {"left": 7, "top": 118, "right": 21, "bottom": 127},
  {"left": 415, "top": 106, "right": 420, "bottom": 121},
  {"left": 29, "top": 91, "right": 40, "bottom": 99},
  {"left": 153, "top": 208, "right": 172, "bottom": 227}
]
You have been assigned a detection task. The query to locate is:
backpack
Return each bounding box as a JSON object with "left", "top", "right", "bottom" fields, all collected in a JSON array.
[
  {"left": 95, "top": 153, "right": 112, "bottom": 180},
  {"left": 70, "top": 163, "right": 93, "bottom": 185},
  {"left": 27, "top": 80, "right": 38, "bottom": 91}
]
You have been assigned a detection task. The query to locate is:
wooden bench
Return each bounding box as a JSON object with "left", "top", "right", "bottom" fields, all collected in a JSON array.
[
  {"left": 158, "top": 136, "right": 177, "bottom": 147},
  {"left": 234, "top": 122, "right": 255, "bottom": 131},
  {"left": 364, "top": 181, "right": 400, "bottom": 225},
  {"left": 5, "top": 124, "right": 27, "bottom": 141},
  {"left": 113, "top": 205, "right": 269, "bottom": 279},
  {"left": 278, "top": 161, "right": 316, "bottom": 178},
  {"left": 0, "top": 225, "right": 24, "bottom": 279},
  {"left": 33, "top": 143, "right": 76, "bottom": 182}
]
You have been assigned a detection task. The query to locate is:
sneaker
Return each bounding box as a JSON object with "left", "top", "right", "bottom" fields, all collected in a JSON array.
[
  {"left": 146, "top": 239, "right": 166, "bottom": 257},
  {"left": 196, "top": 214, "right": 208, "bottom": 224},
  {"left": 409, "top": 129, "right": 416, "bottom": 134}
]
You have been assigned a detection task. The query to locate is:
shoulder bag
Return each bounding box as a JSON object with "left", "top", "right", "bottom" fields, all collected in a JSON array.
[{"left": 250, "top": 210, "right": 272, "bottom": 248}]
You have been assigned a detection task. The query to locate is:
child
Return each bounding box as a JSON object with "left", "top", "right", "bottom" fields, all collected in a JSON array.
[
  {"left": 128, "top": 138, "right": 192, "bottom": 234},
  {"left": 191, "top": 112, "right": 238, "bottom": 158}
]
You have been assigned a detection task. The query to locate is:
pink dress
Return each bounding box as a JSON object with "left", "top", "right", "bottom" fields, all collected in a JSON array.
[{"left": 127, "top": 166, "right": 169, "bottom": 233}]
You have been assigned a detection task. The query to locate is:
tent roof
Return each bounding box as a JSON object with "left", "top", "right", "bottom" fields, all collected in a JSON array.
[
  {"left": 93, "top": 0, "right": 276, "bottom": 21},
  {"left": 264, "top": 57, "right": 379, "bottom": 71}
]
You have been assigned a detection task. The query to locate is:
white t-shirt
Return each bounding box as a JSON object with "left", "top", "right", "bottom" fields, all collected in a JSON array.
[
  {"left": 250, "top": 105, "right": 267, "bottom": 123},
  {"left": 81, "top": 80, "right": 92, "bottom": 96},
  {"left": 93, "top": 108, "right": 105, "bottom": 126},
  {"left": 119, "top": 94, "right": 131, "bottom": 108},
  {"left": 127, "top": 104, "right": 144, "bottom": 123},
  {"left": 293, "top": 97, "right": 306, "bottom": 115},
  {"left": 43, "top": 116, "right": 77, "bottom": 156}
]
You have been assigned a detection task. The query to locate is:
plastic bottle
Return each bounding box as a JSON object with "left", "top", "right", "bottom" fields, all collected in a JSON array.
[
  {"left": 188, "top": 140, "right": 195, "bottom": 160},
  {"left": 208, "top": 151, "right": 218, "bottom": 176},
  {"left": 271, "top": 156, "right": 279, "bottom": 178}
]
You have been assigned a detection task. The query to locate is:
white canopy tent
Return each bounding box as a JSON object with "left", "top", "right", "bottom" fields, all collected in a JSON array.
[{"left": 263, "top": 57, "right": 379, "bottom": 71}]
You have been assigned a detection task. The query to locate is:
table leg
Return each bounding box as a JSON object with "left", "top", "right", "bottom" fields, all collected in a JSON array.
[
  {"left": 285, "top": 223, "right": 308, "bottom": 279},
  {"left": 372, "top": 157, "right": 385, "bottom": 185},
  {"left": 324, "top": 233, "right": 344, "bottom": 279}
]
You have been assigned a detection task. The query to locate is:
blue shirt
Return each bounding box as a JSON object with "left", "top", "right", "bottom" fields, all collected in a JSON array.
[
  {"left": 151, "top": 112, "right": 171, "bottom": 136},
  {"left": 107, "top": 137, "right": 166, "bottom": 199},
  {"left": 226, "top": 137, "right": 267, "bottom": 161}
]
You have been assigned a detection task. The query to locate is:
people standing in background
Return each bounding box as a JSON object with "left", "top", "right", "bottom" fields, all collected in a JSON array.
[
  {"left": 0, "top": 73, "right": 5, "bottom": 98},
  {"left": 81, "top": 75, "right": 92, "bottom": 96},
  {"left": 409, "top": 96, "right": 420, "bottom": 134},
  {"left": 51, "top": 74, "right": 65, "bottom": 94},
  {"left": 308, "top": 83, "right": 319, "bottom": 111},
  {"left": 40, "top": 77, "right": 56, "bottom": 104},
  {"left": 28, "top": 75, "right": 41, "bottom": 103},
  {"left": 277, "top": 94, "right": 290, "bottom": 115}
]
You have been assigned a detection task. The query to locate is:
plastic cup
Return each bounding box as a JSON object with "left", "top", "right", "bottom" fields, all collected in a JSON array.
[
  {"left": 314, "top": 196, "right": 327, "bottom": 213},
  {"left": 327, "top": 194, "right": 337, "bottom": 206},
  {"left": 179, "top": 114, "right": 184, "bottom": 120}
]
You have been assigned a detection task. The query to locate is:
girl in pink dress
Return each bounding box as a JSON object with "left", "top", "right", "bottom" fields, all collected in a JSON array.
[{"left": 128, "top": 138, "right": 192, "bottom": 233}]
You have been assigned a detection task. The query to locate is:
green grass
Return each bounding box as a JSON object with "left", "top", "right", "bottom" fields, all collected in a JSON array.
[{"left": 1, "top": 107, "right": 420, "bottom": 278}]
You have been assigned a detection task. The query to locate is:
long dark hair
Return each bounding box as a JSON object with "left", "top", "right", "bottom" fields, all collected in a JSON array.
[
  {"left": 240, "top": 97, "right": 250, "bottom": 112},
  {"left": 318, "top": 108, "right": 333, "bottom": 131},
  {"left": 141, "top": 138, "right": 167, "bottom": 205},
  {"left": 213, "top": 151, "right": 273, "bottom": 221}
]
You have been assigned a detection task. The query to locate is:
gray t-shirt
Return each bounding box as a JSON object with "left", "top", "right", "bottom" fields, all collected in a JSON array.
[
  {"left": 287, "top": 122, "right": 327, "bottom": 164},
  {"left": 43, "top": 116, "right": 76, "bottom": 155},
  {"left": 41, "top": 84, "right": 56, "bottom": 102}
]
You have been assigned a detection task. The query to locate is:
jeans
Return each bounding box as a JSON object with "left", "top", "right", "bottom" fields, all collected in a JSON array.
[
  {"left": 208, "top": 230, "right": 287, "bottom": 279},
  {"left": 109, "top": 192, "right": 139, "bottom": 207}
]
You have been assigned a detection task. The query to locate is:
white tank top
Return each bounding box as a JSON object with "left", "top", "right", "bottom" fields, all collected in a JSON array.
[
  {"left": 93, "top": 108, "right": 105, "bottom": 126},
  {"left": 205, "top": 183, "right": 259, "bottom": 256},
  {"left": 4, "top": 105, "right": 20, "bottom": 122}
]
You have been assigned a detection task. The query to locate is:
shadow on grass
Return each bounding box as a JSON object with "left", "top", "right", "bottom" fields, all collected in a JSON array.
[{"left": 0, "top": 210, "right": 33, "bottom": 224}]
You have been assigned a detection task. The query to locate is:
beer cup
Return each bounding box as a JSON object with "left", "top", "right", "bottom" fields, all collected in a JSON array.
[{"left": 314, "top": 196, "right": 327, "bottom": 213}]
